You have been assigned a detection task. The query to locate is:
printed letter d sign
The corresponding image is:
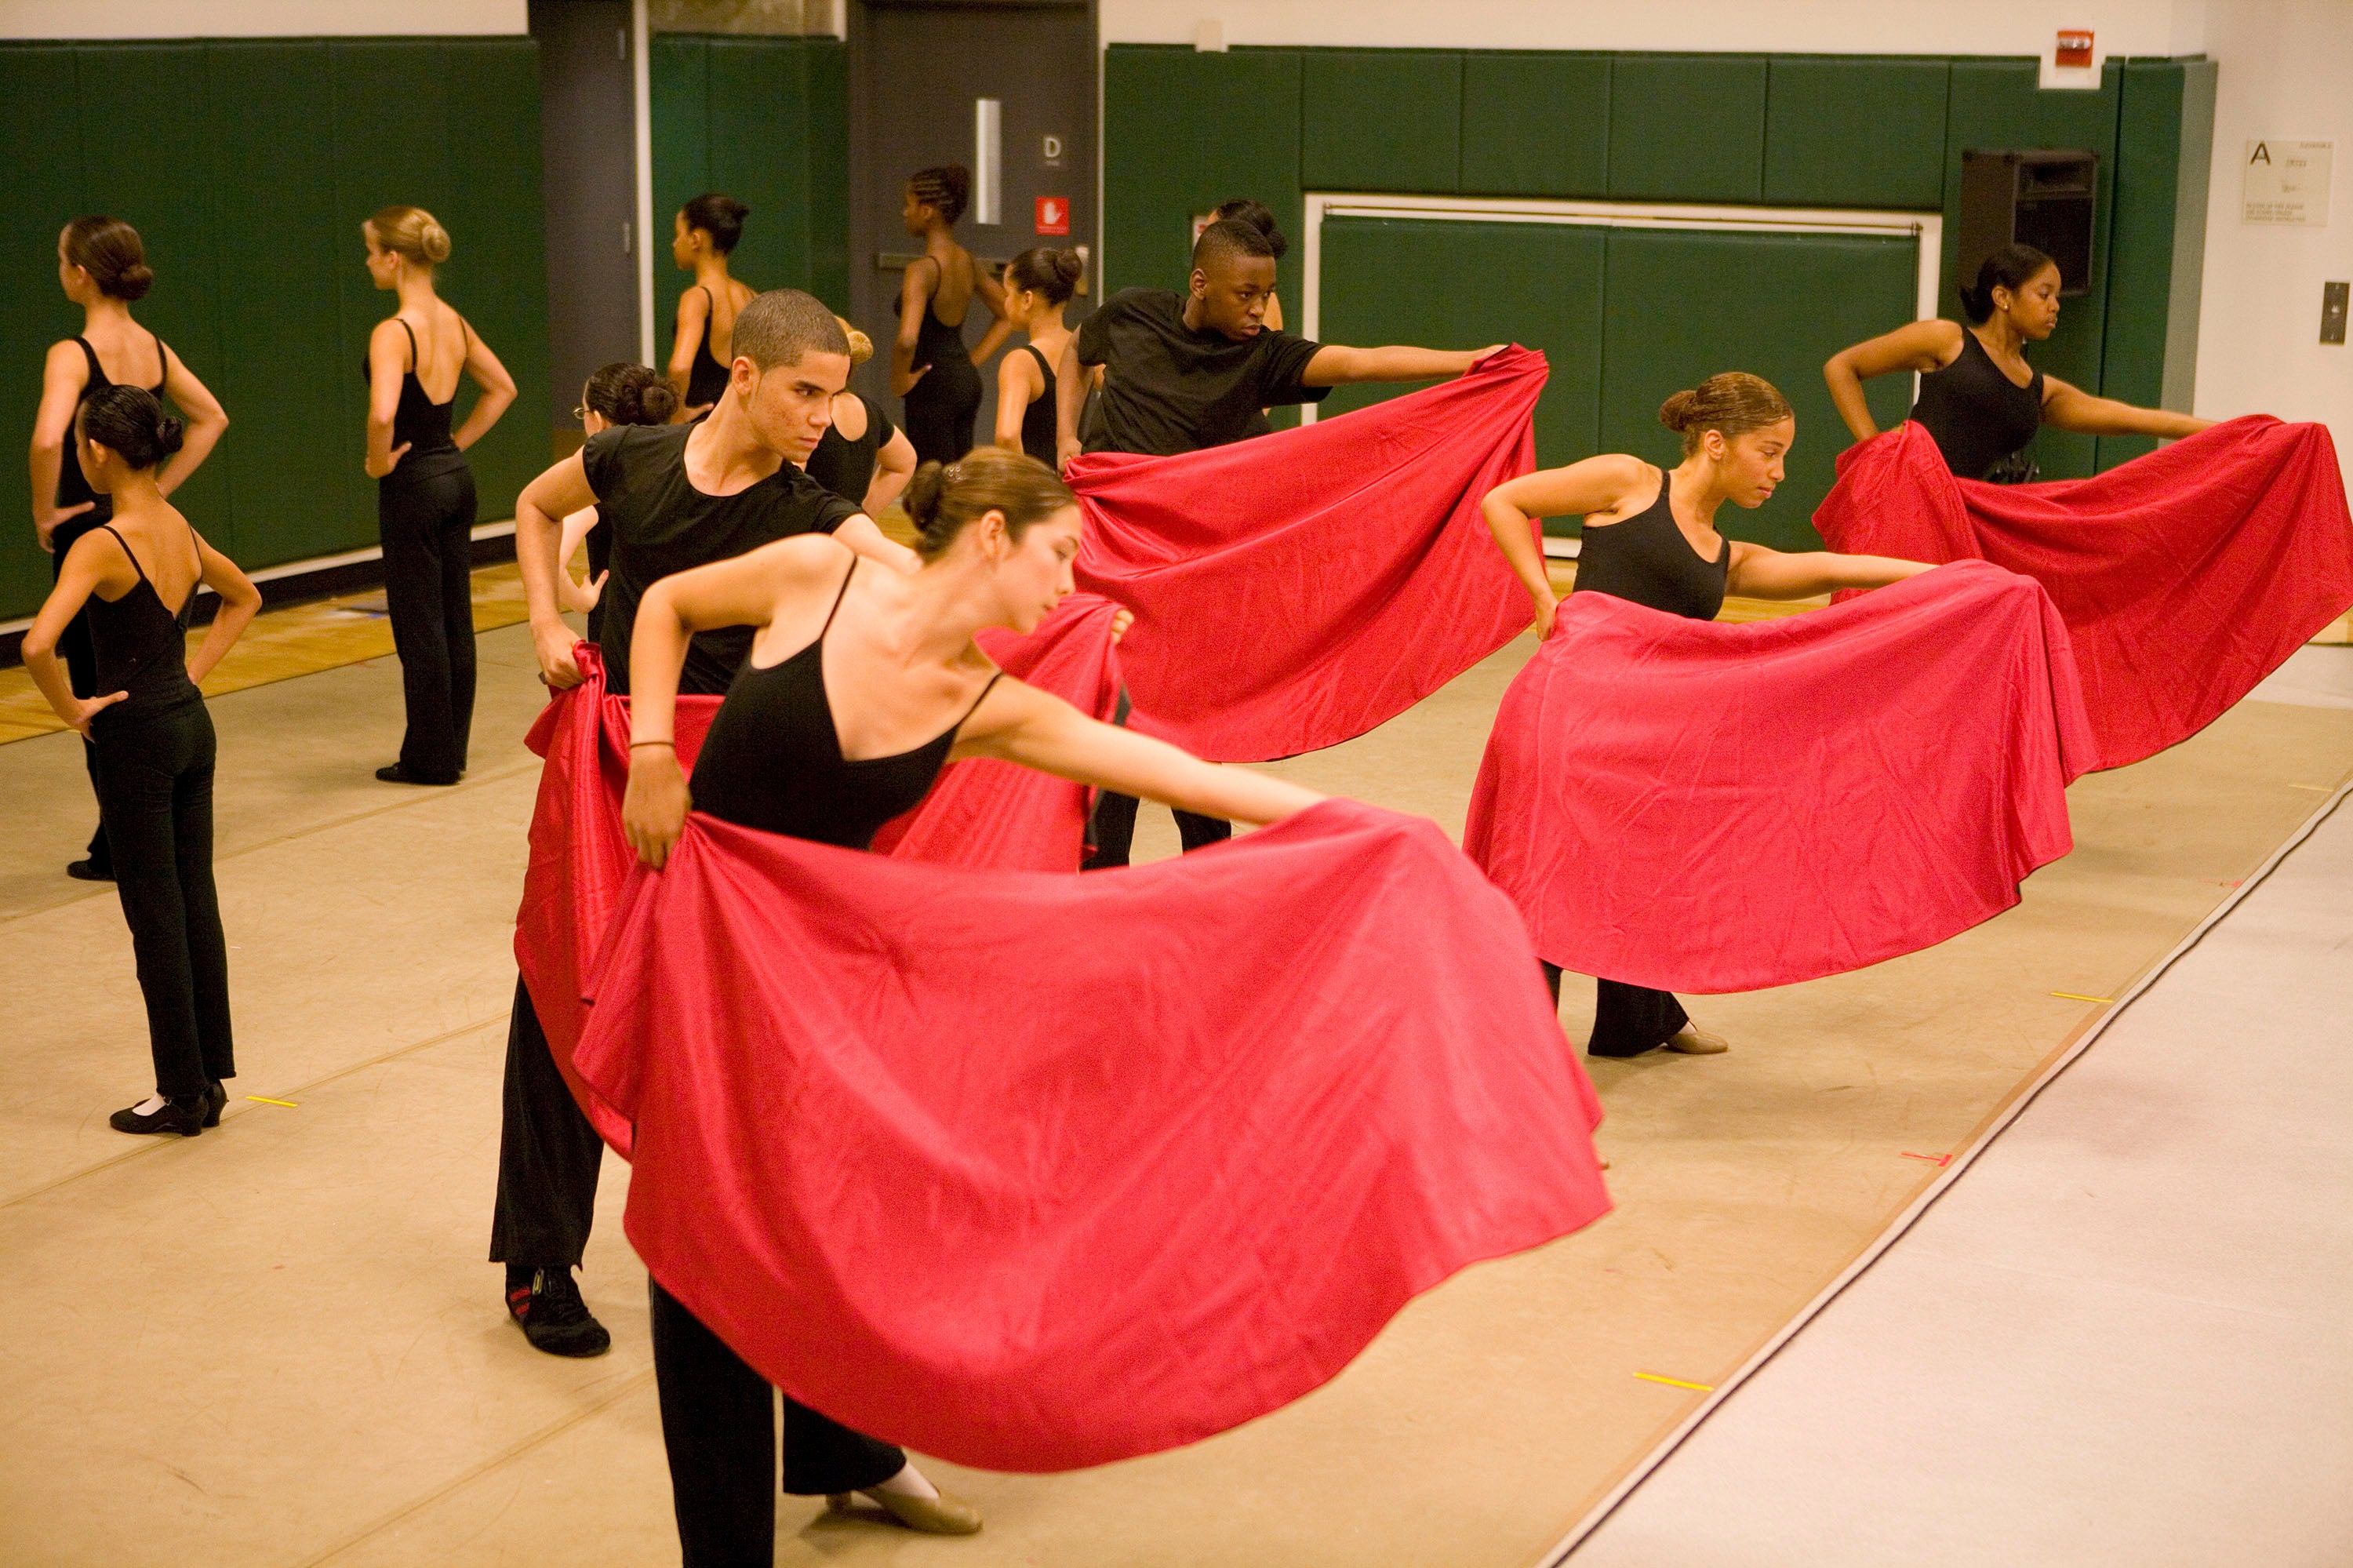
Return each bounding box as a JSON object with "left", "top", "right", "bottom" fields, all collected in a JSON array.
[{"left": 1035, "top": 196, "right": 1070, "bottom": 236}]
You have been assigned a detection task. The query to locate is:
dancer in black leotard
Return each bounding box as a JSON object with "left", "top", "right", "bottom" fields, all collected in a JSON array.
[
  {"left": 993, "top": 247, "right": 1082, "bottom": 467},
  {"left": 554, "top": 363, "right": 680, "bottom": 647},
  {"left": 622, "top": 446, "right": 1320, "bottom": 1555},
  {"left": 806, "top": 318, "right": 915, "bottom": 513},
  {"left": 1480, "top": 373, "right": 1932, "bottom": 1059},
  {"left": 1825, "top": 243, "right": 2213, "bottom": 482},
  {"left": 362, "top": 205, "right": 516, "bottom": 786},
  {"left": 21, "top": 387, "right": 260, "bottom": 1136},
  {"left": 30, "top": 216, "right": 228, "bottom": 882},
  {"left": 668, "top": 194, "right": 755, "bottom": 417},
  {"left": 892, "top": 165, "right": 1009, "bottom": 465},
  {"left": 491, "top": 293, "right": 922, "bottom": 1362}
]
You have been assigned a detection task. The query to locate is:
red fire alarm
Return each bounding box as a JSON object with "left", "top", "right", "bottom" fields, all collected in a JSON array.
[
  {"left": 2056, "top": 29, "right": 2093, "bottom": 67},
  {"left": 1035, "top": 196, "right": 1070, "bottom": 236}
]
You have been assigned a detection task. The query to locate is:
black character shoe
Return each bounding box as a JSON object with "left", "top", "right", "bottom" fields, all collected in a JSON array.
[
  {"left": 66, "top": 859, "right": 115, "bottom": 882},
  {"left": 507, "top": 1268, "right": 612, "bottom": 1358},
  {"left": 374, "top": 763, "right": 460, "bottom": 785},
  {"left": 110, "top": 1094, "right": 207, "bottom": 1137},
  {"left": 203, "top": 1080, "right": 227, "bottom": 1128}
]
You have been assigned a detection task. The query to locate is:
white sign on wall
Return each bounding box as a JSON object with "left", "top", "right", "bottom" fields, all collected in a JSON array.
[{"left": 2243, "top": 140, "right": 2333, "bottom": 227}]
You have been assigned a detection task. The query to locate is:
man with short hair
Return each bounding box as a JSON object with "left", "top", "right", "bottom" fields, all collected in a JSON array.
[
  {"left": 489, "top": 288, "right": 917, "bottom": 1355},
  {"left": 1056, "top": 215, "right": 1499, "bottom": 862}
]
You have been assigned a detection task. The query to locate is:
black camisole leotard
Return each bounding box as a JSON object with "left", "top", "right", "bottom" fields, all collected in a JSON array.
[
  {"left": 1907, "top": 327, "right": 2045, "bottom": 482},
  {"left": 896, "top": 278, "right": 983, "bottom": 467},
  {"left": 1016, "top": 344, "right": 1059, "bottom": 467},
  {"left": 686, "top": 286, "right": 730, "bottom": 409}
]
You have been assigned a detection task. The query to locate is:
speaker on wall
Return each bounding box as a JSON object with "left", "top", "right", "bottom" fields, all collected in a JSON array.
[{"left": 1958, "top": 149, "right": 2099, "bottom": 299}]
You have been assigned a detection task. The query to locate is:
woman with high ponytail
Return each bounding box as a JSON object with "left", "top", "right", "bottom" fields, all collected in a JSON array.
[
  {"left": 1478, "top": 372, "right": 1933, "bottom": 1060},
  {"left": 361, "top": 203, "right": 518, "bottom": 785},
  {"left": 892, "top": 163, "right": 1011, "bottom": 464},
  {"left": 1824, "top": 242, "right": 2213, "bottom": 481},
  {"left": 30, "top": 216, "right": 231, "bottom": 880},
  {"left": 20, "top": 384, "right": 262, "bottom": 1138}
]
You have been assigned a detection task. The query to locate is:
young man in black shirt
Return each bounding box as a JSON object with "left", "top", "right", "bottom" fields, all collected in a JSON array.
[
  {"left": 489, "top": 289, "right": 917, "bottom": 1355},
  {"left": 1055, "top": 216, "right": 1499, "bottom": 860}
]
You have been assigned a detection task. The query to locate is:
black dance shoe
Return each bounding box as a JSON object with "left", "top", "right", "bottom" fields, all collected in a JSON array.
[
  {"left": 506, "top": 1268, "right": 611, "bottom": 1357},
  {"left": 204, "top": 1080, "right": 227, "bottom": 1128},
  {"left": 374, "top": 763, "right": 460, "bottom": 786},
  {"left": 109, "top": 1094, "right": 208, "bottom": 1137},
  {"left": 65, "top": 858, "right": 115, "bottom": 882}
]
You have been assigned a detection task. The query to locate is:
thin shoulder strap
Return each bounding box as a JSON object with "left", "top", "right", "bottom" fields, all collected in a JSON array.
[
  {"left": 148, "top": 329, "right": 168, "bottom": 390},
  {"left": 696, "top": 285, "right": 714, "bottom": 314},
  {"left": 958, "top": 670, "right": 1006, "bottom": 727},
  {"left": 74, "top": 336, "right": 103, "bottom": 383},
  {"left": 818, "top": 558, "right": 856, "bottom": 638},
  {"left": 397, "top": 317, "right": 419, "bottom": 371},
  {"left": 97, "top": 523, "right": 151, "bottom": 586}
]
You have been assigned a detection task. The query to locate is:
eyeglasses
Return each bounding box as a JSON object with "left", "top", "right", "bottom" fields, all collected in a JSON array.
[{"left": 571, "top": 405, "right": 590, "bottom": 421}]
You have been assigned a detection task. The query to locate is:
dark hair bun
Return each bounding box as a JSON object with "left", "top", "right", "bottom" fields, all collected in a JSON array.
[
  {"left": 584, "top": 362, "right": 680, "bottom": 427},
  {"left": 1960, "top": 243, "right": 2058, "bottom": 323},
  {"left": 1052, "top": 249, "right": 1084, "bottom": 287},
  {"left": 1657, "top": 390, "right": 1702, "bottom": 432},
  {"left": 904, "top": 460, "right": 948, "bottom": 536},
  {"left": 632, "top": 380, "right": 680, "bottom": 424},
  {"left": 78, "top": 384, "right": 183, "bottom": 470},
  {"left": 114, "top": 261, "right": 155, "bottom": 301}
]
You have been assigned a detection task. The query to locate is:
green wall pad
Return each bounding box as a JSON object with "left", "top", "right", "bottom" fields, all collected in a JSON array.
[
  {"left": 1763, "top": 57, "right": 1950, "bottom": 209},
  {"left": 1301, "top": 50, "right": 1461, "bottom": 195},
  {"left": 1607, "top": 56, "right": 1768, "bottom": 203},
  {"left": 1597, "top": 229, "right": 1918, "bottom": 551},
  {"left": 1460, "top": 53, "right": 1611, "bottom": 198},
  {"left": 0, "top": 37, "right": 550, "bottom": 623}
]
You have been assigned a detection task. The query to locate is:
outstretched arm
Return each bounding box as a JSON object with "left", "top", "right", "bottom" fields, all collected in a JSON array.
[
  {"left": 1726, "top": 542, "right": 1935, "bottom": 600},
  {"left": 2040, "top": 377, "right": 2213, "bottom": 441},
  {"left": 1301, "top": 343, "right": 1503, "bottom": 387},
  {"left": 1822, "top": 318, "right": 1961, "bottom": 445},
  {"left": 1478, "top": 457, "right": 1651, "bottom": 636}
]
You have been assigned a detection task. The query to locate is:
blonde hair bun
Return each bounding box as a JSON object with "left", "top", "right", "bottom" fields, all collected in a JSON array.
[{"left": 835, "top": 315, "right": 875, "bottom": 367}]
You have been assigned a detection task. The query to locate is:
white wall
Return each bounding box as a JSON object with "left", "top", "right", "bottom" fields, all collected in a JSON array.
[
  {"left": 2194, "top": 0, "right": 2352, "bottom": 471},
  {"left": 0, "top": 0, "right": 526, "bottom": 37}
]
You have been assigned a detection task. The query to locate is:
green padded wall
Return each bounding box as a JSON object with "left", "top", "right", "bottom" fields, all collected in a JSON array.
[
  {"left": 1318, "top": 217, "right": 1606, "bottom": 508},
  {"left": 0, "top": 38, "right": 550, "bottom": 623},
  {"left": 1301, "top": 50, "right": 1461, "bottom": 194},
  {"left": 1608, "top": 56, "right": 1768, "bottom": 202},
  {"left": 1763, "top": 57, "right": 1949, "bottom": 209},
  {"left": 2097, "top": 57, "right": 2215, "bottom": 471},
  {"left": 1460, "top": 53, "right": 1610, "bottom": 198},
  {"left": 1941, "top": 57, "right": 2122, "bottom": 478},
  {"left": 1597, "top": 229, "right": 1918, "bottom": 549},
  {"left": 650, "top": 34, "right": 852, "bottom": 314}
]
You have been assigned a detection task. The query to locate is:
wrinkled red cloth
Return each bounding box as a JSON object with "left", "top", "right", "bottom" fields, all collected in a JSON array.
[
  {"left": 868, "top": 592, "right": 1126, "bottom": 870},
  {"left": 1463, "top": 562, "right": 2097, "bottom": 994},
  {"left": 1067, "top": 346, "right": 1546, "bottom": 762},
  {"left": 1814, "top": 417, "right": 2353, "bottom": 769},
  {"left": 570, "top": 801, "right": 1609, "bottom": 1472}
]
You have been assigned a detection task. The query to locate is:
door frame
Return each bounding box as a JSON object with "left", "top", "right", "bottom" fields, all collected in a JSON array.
[{"left": 1297, "top": 192, "right": 1943, "bottom": 427}]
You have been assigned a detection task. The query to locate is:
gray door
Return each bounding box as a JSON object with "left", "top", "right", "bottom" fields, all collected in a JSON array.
[
  {"left": 531, "top": 0, "right": 642, "bottom": 444},
  {"left": 847, "top": 0, "right": 1096, "bottom": 440}
]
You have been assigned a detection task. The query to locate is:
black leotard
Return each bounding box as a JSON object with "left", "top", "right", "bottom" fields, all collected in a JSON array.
[
  {"left": 1570, "top": 471, "right": 1730, "bottom": 623},
  {"left": 689, "top": 560, "right": 1002, "bottom": 849},
  {"left": 805, "top": 395, "right": 896, "bottom": 506},
  {"left": 85, "top": 524, "right": 201, "bottom": 734},
  {"left": 1907, "top": 327, "right": 2044, "bottom": 481},
  {"left": 897, "top": 283, "right": 982, "bottom": 466},
  {"left": 362, "top": 318, "right": 468, "bottom": 482},
  {"left": 56, "top": 333, "right": 168, "bottom": 524},
  {"left": 686, "top": 286, "right": 730, "bottom": 409},
  {"left": 1016, "top": 345, "right": 1058, "bottom": 467}
]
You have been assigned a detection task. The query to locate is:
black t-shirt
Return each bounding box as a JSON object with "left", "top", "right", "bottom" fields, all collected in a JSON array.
[
  {"left": 1074, "top": 288, "right": 1328, "bottom": 457},
  {"left": 582, "top": 422, "right": 860, "bottom": 696},
  {"left": 804, "top": 394, "right": 896, "bottom": 507}
]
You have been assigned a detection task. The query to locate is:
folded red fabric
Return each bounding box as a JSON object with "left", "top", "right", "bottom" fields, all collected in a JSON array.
[
  {"left": 1814, "top": 417, "right": 2353, "bottom": 769},
  {"left": 868, "top": 591, "right": 1126, "bottom": 869},
  {"left": 1464, "top": 562, "right": 2096, "bottom": 994},
  {"left": 1066, "top": 345, "right": 1547, "bottom": 762},
  {"left": 570, "top": 799, "right": 1607, "bottom": 1471}
]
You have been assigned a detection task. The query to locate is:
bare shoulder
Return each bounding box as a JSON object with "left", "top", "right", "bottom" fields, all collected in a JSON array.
[
  {"left": 831, "top": 392, "right": 871, "bottom": 441},
  {"left": 1575, "top": 454, "right": 1658, "bottom": 522}
]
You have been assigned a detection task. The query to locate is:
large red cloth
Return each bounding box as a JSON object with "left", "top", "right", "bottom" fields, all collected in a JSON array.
[
  {"left": 570, "top": 801, "right": 1609, "bottom": 1472},
  {"left": 1067, "top": 345, "right": 1546, "bottom": 762},
  {"left": 867, "top": 591, "right": 1126, "bottom": 870},
  {"left": 1813, "top": 417, "right": 2353, "bottom": 769},
  {"left": 515, "top": 604, "right": 1126, "bottom": 1153},
  {"left": 1463, "top": 562, "right": 2097, "bottom": 994}
]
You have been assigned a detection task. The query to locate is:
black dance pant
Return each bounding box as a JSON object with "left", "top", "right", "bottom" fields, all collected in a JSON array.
[
  {"left": 1081, "top": 790, "right": 1231, "bottom": 868},
  {"left": 379, "top": 464, "right": 478, "bottom": 784},
  {"left": 652, "top": 1278, "right": 905, "bottom": 1567},
  {"left": 53, "top": 508, "right": 112, "bottom": 869},
  {"left": 1542, "top": 963, "right": 1690, "bottom": 1059},
  {"left": 901, "top": 362, "right": 980, "bottom": 467},
  {"left": 93, "top": 700, "right": 233, "bottom": 1099},
  {"left": 488, "top": 977, "right": 606, "bottom": 1270}
]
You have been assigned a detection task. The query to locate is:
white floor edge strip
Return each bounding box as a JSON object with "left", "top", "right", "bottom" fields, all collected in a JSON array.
[{"left": 1534, "top": 774, "right": 2353, "bottom": 1566}]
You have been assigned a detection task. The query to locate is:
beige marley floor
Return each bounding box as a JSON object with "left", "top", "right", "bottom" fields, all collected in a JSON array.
[{"left": 2, "top": 589, "right": 2351, "bottom": 1566}]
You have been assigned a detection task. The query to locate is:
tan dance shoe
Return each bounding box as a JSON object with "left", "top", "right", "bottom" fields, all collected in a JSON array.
[
  {"left": 1664, "top": 1027, "right": 1729, "bottom": 1055},
  {"left": 827, "top": 1488, "right": 984, "bottom": 1535}
]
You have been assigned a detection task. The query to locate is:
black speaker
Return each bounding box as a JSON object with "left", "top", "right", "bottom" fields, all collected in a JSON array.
[{"left": 1958, "top": 149, "right": 2098, "bottom": 300}]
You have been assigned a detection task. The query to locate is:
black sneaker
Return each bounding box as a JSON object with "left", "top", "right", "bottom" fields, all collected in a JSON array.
[{"left": 506, "top": 1268, "right": 611, "bottom": 1358}]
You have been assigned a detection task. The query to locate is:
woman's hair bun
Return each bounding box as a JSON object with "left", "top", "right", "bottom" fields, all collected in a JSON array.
[
  {"left": 63, "top": 216, "right": 153, "bottom": 300},
  {"left": 907, "top": 448, "right": 1075, "bottom": 562},
  {"left": 835, "top": 315, "right": 875, "bottom": 367},
  {"left": 368, "top": 204, "right": 453, "bottom": 267},
  {"left": 114, "top": 261, "right": 156, "bottom": 301},
  {"left": 155, "top": 413, "right": 187, "bottom": 459},
  {"left": 1959, "top": 242, "right": 2057, "bottom": 323},
  {"left": 904, "top": 460, "right": 947, "bottom": 535},
  {"left": 77, "top": 384, "right": 183, "bottom": 470},
  {"left": 1657, "top": 390, "right": 1702, "bottom": 431},
  {"left": 584, "top": 362, "right": 680, "bottom": 427},
  {"left": 1053, "top": 249, "right": 1084, "bottom": 286},
  {"left": 1656, "top": 373, "right": 1792, "bottom": 456},
  {"left": 420, "top": 220, "right": 453, "bottom": 264}
]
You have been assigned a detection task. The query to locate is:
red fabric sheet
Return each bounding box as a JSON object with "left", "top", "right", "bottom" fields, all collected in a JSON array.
[
  {"left": 867, "top": 591, "right": 1126, "bottom": 870},
  {"left": 1066, "top": 345, "right": 1547, "bottom": 762},
  {"left": 570, "top": 799, "right": 1607, "bottom": 1472},
  {"left": 1813, "top": 417, "right": 2353, "bottom": 769},
  {"left": 1463, "top": 562, "right": 2097, "bottom": 994}
]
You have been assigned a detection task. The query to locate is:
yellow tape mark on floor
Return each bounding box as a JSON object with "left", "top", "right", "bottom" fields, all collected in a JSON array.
[
  {"left": 1632, "top": 1372, "right": 1716, "bottom": 1392},
  {"left": 244, "top": 1096, "right": 300, "bottom": 1108},
  {"left": 2050, "top": 991, "right": 2117, "bottom": 1004}
]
